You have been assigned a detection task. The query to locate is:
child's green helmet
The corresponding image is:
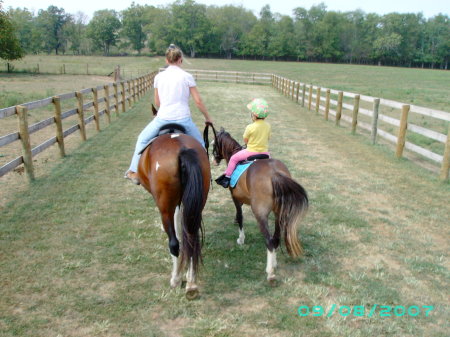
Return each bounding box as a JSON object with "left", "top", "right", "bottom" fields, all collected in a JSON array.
[{"left": 247, "top": 98, "right": 269, "bottom": 118}]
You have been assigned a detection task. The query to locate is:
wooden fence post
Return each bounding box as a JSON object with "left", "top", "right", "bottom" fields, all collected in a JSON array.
[
  {"left": 351, "top": 95, "right": 360, "bottom": 134},
  {"left": 371, "top": 98, "right": 380, "bottom": 144},
  {"left": 325, "top": 89, "right": 330, "bottom": 120},
  {"left": 315, "top": 87, "right": 321, "bottom": 114},
  {"left": 113, "top": 83, "right": 119, "bottom": 116},
  {"left": 127, "top": 81, "right": 132, "bottom": 107},
  {"left": 301, "top": 84, "right": 306, "bottom": 107},
  {"left": 296, "top": 82, "right": 300, "bottom": 103},
  {"left": 104, "top": 85, "right": 111, "bottom": 124},
  {"left": 52, "top": 96, "right": 66, "bottom": 157},
  {"left": 92, "top": 88, "right": 100, "bottom": 131},
  {"left": 16, "top": 105, "right": 35, "bottom": 181},
  {"left": 336, "top": 91, "right": 343, "bottom": 126},
  {"left": 137, "top": 78, "right": 141, "bottom": 100},
  {"left": 291, "top": 81, "right": 295, "bottom": 100},
  {"left": 308, "top": 85, "right": 313, "bottom": 111},
  {"left": 121, "top": 82, "right": 126, "bottom": 113},
  {"left": 396, "top": 104, "right": 410, "bottom": 158},
  {"left": 440, "top": 124, "right": 450, "bottom": 181},
  {"left": 132, "top": 80, "right": 137, "bottom": 104},
  {"left": 75, "top": 92, "right": 87, "bottom": 141}
]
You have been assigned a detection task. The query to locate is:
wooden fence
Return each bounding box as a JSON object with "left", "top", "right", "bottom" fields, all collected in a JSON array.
[
  {"left": 0, "top": 71, "right": 157, "bottom": 181},
  {"left": 272, "top": 75, "right": 450, "bottom": 181},
  {"left": 159, "top": 68, "right": 273, "bottom": 85},
  {"left": 1, "top": 69, "right": 449, "bottom": 182},
  {"left": 3, "top": 61, "right": 153, "bottom": 80}
]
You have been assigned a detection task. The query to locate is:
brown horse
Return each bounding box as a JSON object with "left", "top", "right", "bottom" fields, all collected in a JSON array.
[
  {"left": 205, "top": 125, "right": 308, "bottom": 283},
  {"left": 137, "top": 119, "right": 211, "bottom": 299}
]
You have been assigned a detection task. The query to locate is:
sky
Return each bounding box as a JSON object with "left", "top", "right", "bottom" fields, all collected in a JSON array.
[{"left": 2, "top": 0, "right": 449, "bottom": 20}]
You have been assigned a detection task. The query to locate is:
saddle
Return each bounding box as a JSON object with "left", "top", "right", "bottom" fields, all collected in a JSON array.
[
  {"left": 242, "top": 154, "right": 269, "bottom": 163},
  {"left": 138, "top": 123, "right": 186, "bottom": 155},
  {"left": 230, "top": 154, "right": 270, "bottom": 188}
]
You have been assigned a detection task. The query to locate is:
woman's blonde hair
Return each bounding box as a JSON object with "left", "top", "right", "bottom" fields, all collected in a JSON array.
[{"left": 166, "top": 44, "right": 183, "bottom": 64}]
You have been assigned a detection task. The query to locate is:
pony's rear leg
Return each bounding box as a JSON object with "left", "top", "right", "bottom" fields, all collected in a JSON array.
[
  {"left": 169, "top": 206, "right": 182, "bottom": 288},
  {"left": 232, "top": 197, "right": 245, "bottom": 245},
  {"left": 253, "top": 206, "right": 278, "bottom": 283},
  {"left": 266, "top": 215, "right": 281, "bottom": 285}
]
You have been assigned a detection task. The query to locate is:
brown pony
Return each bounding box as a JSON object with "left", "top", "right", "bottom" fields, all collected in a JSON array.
[
  {"left": 205, "top": 125, "right": 308, "bottom": 283},
  {"left": 137, "top": 109, "right": 211, "bottom": 299}
]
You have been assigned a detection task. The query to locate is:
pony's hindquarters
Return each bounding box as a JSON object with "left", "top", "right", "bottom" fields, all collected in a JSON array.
[{"left": 271, "top": 172, "right": 309, "bottom": 258}]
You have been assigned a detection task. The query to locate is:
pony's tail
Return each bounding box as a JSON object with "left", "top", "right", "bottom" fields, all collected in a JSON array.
[
  {"left": 272, "top": 173, "right": 309, "bottom": 258},
  {"left": 178, "top": 148, "right": 205, "bottom": 274}
]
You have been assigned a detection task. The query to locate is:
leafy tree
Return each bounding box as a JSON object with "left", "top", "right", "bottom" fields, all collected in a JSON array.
[
  {"left": 63, "top": 12, "right": 91, "bottom": 55},
  {"left": 144, "top": 6, "right": 173, "bottom": 54},
  {"left": 122, "top": 3, "right": 146, "bottom": 54},
  {"left": 7, "top": 7, "right": 36, "bottom": 53},
  {"left": 293, "top": 3, "right": 327, "bottom": 60},
  {"left": 258, "top": 5, "right": 275, "bottom": 59},
  {"left": 0, "top": 2, "right": 24, "bottom": 66},
  {"left": 313, "top": 11, "right": 345, "bottom": 62},
  {"left": 239, "top": 23, "right": 266, "bottom": 59},
  {"left": 170, "top": 0, "right": 212, "bottom": 57},
  {"left": 36, "top": 6, "right": 72, "bottom": 54},
  {"left": 268, "top": 15, "right": 296, "bottom": 60},
  {"left": 423, "top": 14, "right": 450, "bottom": 69},
  {"left": 206, "top": 5, "right": 256, "bottom": 58},
  {"left": 373, "top": 32, "right": 402, "bottom": 65},
  {"left": 87, "top": 9, "right": 121, "bottom": 55}
]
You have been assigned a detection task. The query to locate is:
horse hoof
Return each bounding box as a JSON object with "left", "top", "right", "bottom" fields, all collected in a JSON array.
[
  {"left": 236, "top": 238, "right": 245, "bottom": 245},
  {"left": 267, "top": 277, "right": 277, "bottom": 287},
  {"left": 185, "top": 287, "right": 199, "bottom": 300},
  {"left": 170, "top": 278, "right": 182, "bottom": 288}
]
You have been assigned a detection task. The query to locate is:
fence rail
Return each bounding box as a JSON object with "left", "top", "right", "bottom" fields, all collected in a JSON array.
[
  {"left": 159, "top": 68, "right": 273, "bottom": 85},
  {"left": 0, "top": 71, "right": 157, "bottom": 180},
  {"left": 272, "top": 75, "right": 450, "bottom": 181}
]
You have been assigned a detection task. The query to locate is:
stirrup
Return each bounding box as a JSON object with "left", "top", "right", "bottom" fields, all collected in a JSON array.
[{"left": 215, "top": 174, "right": 230, "bottom": 188}]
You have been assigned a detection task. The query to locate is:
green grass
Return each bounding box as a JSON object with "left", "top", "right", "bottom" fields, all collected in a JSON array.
[{"left": 1, "top": 82, "right": 448, "bottom": 336}]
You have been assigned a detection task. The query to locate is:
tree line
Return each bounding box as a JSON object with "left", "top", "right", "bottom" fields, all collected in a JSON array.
[{"left": 2, "top": 0, "right": 449, "bottom": 69}]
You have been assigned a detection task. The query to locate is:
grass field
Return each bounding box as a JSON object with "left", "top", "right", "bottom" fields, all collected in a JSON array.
[
  {"left": 3, "top": 55, "right": 450, "bottom": 111},
  {"left": 1, "top": 81, "right": 449, "bottom": 336}
]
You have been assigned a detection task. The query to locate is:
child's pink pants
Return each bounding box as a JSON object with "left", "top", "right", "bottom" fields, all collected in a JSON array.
[{"left": 225, "top": 149, "right": 270, "bottom": 177}]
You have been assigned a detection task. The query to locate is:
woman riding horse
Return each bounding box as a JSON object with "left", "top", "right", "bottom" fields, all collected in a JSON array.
[{"left": 125, "top": 44, "right": 213, "bottom": 185}]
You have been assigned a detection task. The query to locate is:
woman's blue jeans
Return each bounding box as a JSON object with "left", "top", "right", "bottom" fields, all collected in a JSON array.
[{"left": 128, "top": 116, "right": 205, "bottom": 173}]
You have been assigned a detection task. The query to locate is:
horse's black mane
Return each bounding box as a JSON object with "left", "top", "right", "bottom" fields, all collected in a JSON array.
[{"left": 216, "top": 129, "right": 243, "bottom": 161}]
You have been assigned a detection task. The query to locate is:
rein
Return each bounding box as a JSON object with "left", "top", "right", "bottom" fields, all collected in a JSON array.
[{"left": 203, "top": 122, "right": 216, "bottom": 157}]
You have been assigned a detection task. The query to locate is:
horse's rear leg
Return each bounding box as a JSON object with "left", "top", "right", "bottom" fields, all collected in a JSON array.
[
  {"left": 253, "top": 205, "right": 278, "bottom": 283},
  {"left": 233, "top": 196, "right": 245, "bottom": 245},
  {"left": 185, "top": 258, "right": 198, "bottom": 300},
  {"left": 163, "top": 207, "right": 182, "bottom": 288}
]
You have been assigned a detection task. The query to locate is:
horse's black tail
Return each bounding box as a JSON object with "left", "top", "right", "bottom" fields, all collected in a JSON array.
[
  {"left": 272, "top": 173, "right": 309, "bottom": 258},
  {"left": 178, "top": 148, "right": 205, "bottom": 274}
]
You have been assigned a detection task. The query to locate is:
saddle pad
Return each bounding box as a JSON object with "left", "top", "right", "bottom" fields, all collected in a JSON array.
[{"left": 230, "top": 162, "right": 253, "bottom": 188}]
